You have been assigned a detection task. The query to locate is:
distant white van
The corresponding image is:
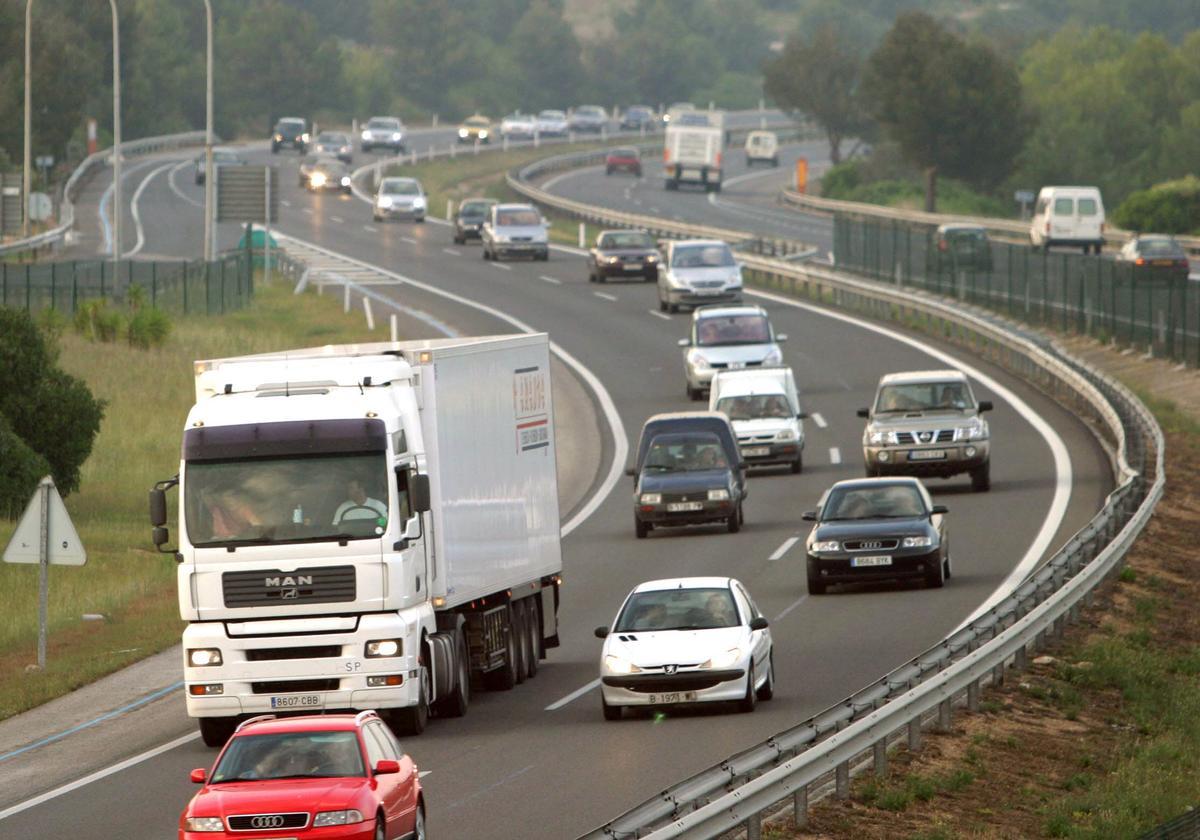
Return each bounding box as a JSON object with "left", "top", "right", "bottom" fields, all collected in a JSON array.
[
  {"left": 708, "top": 366, "right": 805, "bottom": 472},
  {"left": 1029, "top": 186, "right": 1105, "bottom": 254},
  {"left": 744, "top": 131, "right": 779, "bottom": 167}
]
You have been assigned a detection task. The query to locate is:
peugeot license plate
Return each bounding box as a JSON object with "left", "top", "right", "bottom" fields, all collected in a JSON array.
[
  {"left": 743, "top": 447, "right": 771, "bottom": 457},
  {"left": 908, "top": 449, "right": 947, "bottom": 460},
  {"left": 271, "top": 694, "right": 321, "bottom": 709},
  {"left": 667, "top": 501, "right": 704, "bottom": 512},
  {"left": 852, "top": 555, "right": 892, "bottom": 567},
  {"left": 647, "top": 691, "right": 697, "bottom": 704}
]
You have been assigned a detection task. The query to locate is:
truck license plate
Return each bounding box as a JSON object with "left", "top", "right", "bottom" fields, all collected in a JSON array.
[
  {"left": 908, "top": 449, "right": 947, "bottom": 460},
  {"left": 667, "top": 501, "right": 704, "bottom": 512},
  {"left": 647, "top": 691, "right": 697, "bottom": 704},
  {"left": 271, "top": 694, "right": 321, "bottom": 709},
  {"left": 852, "top": 555, "right": 892, "bottom": 567}
]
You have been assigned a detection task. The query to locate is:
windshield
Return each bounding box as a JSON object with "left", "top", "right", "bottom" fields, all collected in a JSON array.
[
  {"left": 1138, "top": 238, "right": 1184, "bottom": 257},
  {"left": 822, "top": 484, "right": 926, "bottom": 521},
  {"left": 599, "top": 232, "right": 652, "bottom": 249},
  {"left": 717, "top": 393, "right": 792, "bottom": 421},
  {"left": 643, "top": 433, "right": 728, "bottom": 472},
  {"left": 461, "top": 200, "right": 493, "bottom": 216},
  {"left": 185, "top": 453, "right": 390, "bottom": 547},
  {"left": 672, "top": 244, "right": 735, "bottom": 268},
  {"left": 539, "top": 111, "right": 565, "bottom": 120},
  {"left": 317, "top": 133, "right": 347, "bottom": 145},
  {"left": 696, "top": 314, "right": 770, "bottom": 346},
  {"left": 610, "top": 147, "right": 638, "bottom": 158},
  {"left": 615, "top": 587, "right": 739, "bottom": 632},
  {"left": 576, "top": 107, "right": 603, "bottom": 117},
  {"left": 465, "top": 117, "right": 489, "bottom": 127},
  {"left": 382, "top": 179, "right": 421, "bottom": 196},
  {"left": 496, "top": 209, "right": 541, "bottom": 226},
  {"left": 277, "top": 120, "right": 304, "bottom": 133},
  {"left": 211, "top": 731, "right": 365, "bottom": 782},
  {"left": 875, "top": 381, "right": 970, "bottom": 413},
  {"left": 368, "top": 118, "right": 400, "bottom": 129}
]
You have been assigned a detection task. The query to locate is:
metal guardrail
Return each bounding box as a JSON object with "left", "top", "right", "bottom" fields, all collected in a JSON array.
[
  {"left": 1139, "top": 806, "right": 1200, "bottom": 840},
  {"left": 505, "top": 144, "right": 1165, "bottom": 840},
  {"left": 0, "top": 130, "right": 209, "bottom": 258}
]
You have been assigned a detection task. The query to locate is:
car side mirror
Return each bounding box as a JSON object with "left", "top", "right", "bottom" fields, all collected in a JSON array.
[
  {"left": 190, "top": 768, "right": 207, "bottom": 784},
  {"left": 797, "top": 412, "right": 808, "bottom": 420},
  {"left": 931, "top": 505, "right": 949, "bottom": 516},
  {"left": 776, "top": 334, "right": 788, "bottom": 342},
  {"left": 801, "top": 510, "right": 817, "bottom": 521},
  {"left": 149, "top": 488, "right": 167, "bottom": 527},
  {"left": 410, "top": 473, "right": 431, "bottom": 514},
  {"left": 594, "top": 626, "right": 609, "bottom": 639},
  {"left": 374, "top": 759, "right": 400, "bottom": 775},
  {"left": 749, "top": 616, "right": 769, "bottom": 631},
  {"left": 624, "top": 467, "right": 637, "bottom": 477},
  {"left": 978, "top": 400, "right": 993, "bottom": 413},
  {"left": 677, "top": 338, "right": 690, "bottom": 347},
  {"left": 856, "top": 408, "right": 870, "bottom": 418}
]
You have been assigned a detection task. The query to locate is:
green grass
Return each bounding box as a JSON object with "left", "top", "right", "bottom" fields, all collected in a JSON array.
[{"left": 0, "top": 281, "right": 378, "bottom": 719}]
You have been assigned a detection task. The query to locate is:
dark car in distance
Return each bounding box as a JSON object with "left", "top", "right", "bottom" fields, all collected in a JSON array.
[
  {"left": 926, "top": 224, "right": 993, "bottom": 275},
  {"left": 305, "top": 157, "right": 352, "bottom": 194},
  {"left": 453, "top": 197, "right": 498, "bottom": 244},
  {"left": 605, "top": 147, "right": 642, "bottom": 177},
  {"left": 803, "top": 477, "right": 950, "bottom": 594},
  {"left": 588, "top": 229, "right": 659, "bottom": 283},
  {"left": 1116, "top": 235, "right": 1191, "bottom": 281},
  {"left": 270, "top": 117, "right": 308, "bottom": 154},
  {"left": 620, "top": 106, "right": 658, "bottom": 131}
]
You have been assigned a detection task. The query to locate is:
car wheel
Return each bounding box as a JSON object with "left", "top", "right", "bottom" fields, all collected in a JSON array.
[
  {"left": 737, "top": 662, "right": 757, "bottom": 712},
  {"left": 482, "top": 246, "right": 491, "bottom": 260},
  {"left": 686, "top": 383, "right": 701, "bottom": 401},
  {"left": 635, "top": 518, "right": 650, "bottom": 539},
  {"left": 727, "top": 505, "right": 741, "bottom": 534},
  {"left": 602, "top": 695, "right": 623, "bottom": 721},
  {"left": 658, "top": 296, "right": 668, "bottom": 312},
  {"left": 413, "top": 803, "right": 427, "bottom": 840},
  {"left": 970, "top": 462, "right": 991, "bottom": 492},
  {"left": 597, "top": 274, "right": 607, "bottom": 283},
  {"left": 198, "top": 717, "right": 237, "bottom": 748},
  {"left": 668, "top": 301, "right": 679, "bottom": 314},
  {"left": 606, "top": 167, "right": 613, "bottom": 176},
  {"left": 539, "top": 251, "right": 549, "bottom": 261},
  {"left": 865, "top": 465, "right": 879, "bottom": 478},
  {"left": 511, "top": 601, "right": 528, "bottom": 685},
  {"left": 391, "top": 658, "right": 430, "bottom": 735},
  {"left": 644, "top": 273, "right": 654, "bottom": 283},
  {"left": 374, "top": 815, "right": 385, "bottom": 840},
  {"left": 944, "top": 552, "right": 952, "bottom": 580},
  {"left": 925, "top": 554, "right": 946, "bottom": 589},
  {"left": 454, "top": 234, "right": 464, "bottom": 245},
  {"left": 807, "top": 565, "right": 827, "bottom": 595},
  {"left": 756, "top": 653, "right": 775, "bottom": 701},
  {"left": 791, "top": 453, "right": 803, "bottom": 474},
  {"left": 415, "top": 216, "right": 425, "bottom": 223}
]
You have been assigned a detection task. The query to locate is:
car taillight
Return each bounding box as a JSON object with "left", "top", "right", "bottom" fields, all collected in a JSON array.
[
  {"left": 1045, "top": 220, "right": 1050, "bottom": 234},
  {"left": 715, "top": 152, "right": 722, "bottom": 168},
  {"left": 1135, "top": 258, "right": 1146, "bottom": 266},
  {"left": 663, "top": 148, "right": 671, "bottom": 163},
  {"left": 938, "top": 240, "right": 948, "bottom": 252}
]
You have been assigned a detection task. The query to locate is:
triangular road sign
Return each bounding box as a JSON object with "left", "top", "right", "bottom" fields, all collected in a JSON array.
[{"left": 2, "top": 476, "right": 87, "bottom": 566}]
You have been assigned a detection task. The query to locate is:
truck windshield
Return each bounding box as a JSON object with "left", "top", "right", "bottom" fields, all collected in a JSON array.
[{"left": 185, "top": 453, "right": 390, "bottom": 548}]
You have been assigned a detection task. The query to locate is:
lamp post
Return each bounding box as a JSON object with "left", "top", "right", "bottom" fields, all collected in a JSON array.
[
  {"left": 22, "top": 0, "right": 32, "bottom": 239},
  {"left": 203, "top": 0, "right": 214, "bottom": 261},
  {"left": 109, "top": 0, "right": 122, "bottom": 265}
]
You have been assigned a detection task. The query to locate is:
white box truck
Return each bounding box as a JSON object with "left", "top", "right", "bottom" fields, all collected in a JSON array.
[
  {"left": 149, "top": 335, "right": 563, "bottom": 746},
  {"left": 708, "top": 367, "right": 806, "bottom": 472},
  {"left": 663, "top": 110, "right": 726, "bottom": 192}
]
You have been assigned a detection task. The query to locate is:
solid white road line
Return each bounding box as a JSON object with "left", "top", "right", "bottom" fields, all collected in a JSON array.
[
  {"left": 593, "top": 291, "right": 617, "bottom": 301},
  {"left": 769, "top": 536, "right": 801, "bottom": 561},
  {"left": 746, "top": 285, "right": 1073, "bottom": 629},
  {"left": 166, "top": 160, "right": 203, "bottom": 208},
  {"left": 363, "top": 225, "right": 377, "bottom": 233},
  {"left": 442, "top": 247, "right": 462, "bottom": 256},
  {"left": 545, "top": 678, "right": 601, "bottom": 711},
  {"left": 124, "top": 161, "right": 176, "bottom": 257},
  {"left": 539, "top": 275, "right": 562, "bottom": 285},
  {"left": 649, "top": 309, "right": 671, "bottom": 321},
  {"left": 829, "top": 447, "right": 842, "bottom": 464},
  {"left": 491, "top": 262, "right": 512, "bottom": 271},
  {"left": 811, "top": 412, "right": 828, "bottom": 429},
  {"left": 0, "top": 731, "right": 199, "bottom": 821}
]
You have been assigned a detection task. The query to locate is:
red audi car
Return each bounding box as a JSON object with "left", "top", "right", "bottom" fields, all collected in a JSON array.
[{"left": 179, "top": 712, "right": 425, "bottom": 840}]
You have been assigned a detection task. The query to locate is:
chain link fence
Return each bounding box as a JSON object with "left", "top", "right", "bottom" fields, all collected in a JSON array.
[{"left": 834, "top": 214, "right": 1200, "bottom": 367}]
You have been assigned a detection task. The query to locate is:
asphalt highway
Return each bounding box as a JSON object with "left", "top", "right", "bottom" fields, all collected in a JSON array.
[{"left": 0, "top": 119, "right": 1113, "bottom": 839}]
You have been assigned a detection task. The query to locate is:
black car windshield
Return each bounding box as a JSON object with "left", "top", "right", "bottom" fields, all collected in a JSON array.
[
  {"left": 599, "top": 232, "right": 653, "bottom": 250},
  {"left": 1137, "top": 238, "right": 1185, "bottom": 257},
  {"left": 944, "top": 228, "right": 987, "bottom": 243},
  {"left": 696, "top": 315, "right": 770, "bottom": 346},
  {"left": 277, "top": 120, "right": 304, "bottom": 132},
  {"left": 875, "top": 381, "right": 970, "bottom": 412},
  {"left": 672, "top": 244, "right": 735, "bottom": 268},
  {"left": 368, "top": 118, "right": 400, "bottom": 129},
  {"left": 382, "top": 180, "right": 420, "bottom": 195},
  {"left": 460, "top": 200, "right": 493, "bottom": 216},
  {"left": 615, "top": 587, "right": 739, "bottom": 632},
  {"left": 185, "top": 452, "right": 391, "bottom": 547},
  {"left": 717, "top": 393, "right": 792, "bottom": 420},
  {"left": 317, "top": 133, "right": 347, "bottom": 145},
  {"left": 211, "top": 731, "right": 365, "bottom": 782},
  {"left": 496, "top": 209, "right": 540, "bottom": 226},
  {"left": 643, "top": 432, "right": 727, "bottom": 472},
  {"left": 465, "top": 117, "right": 489, "bottom": 127},
  {"left": 823, "top": 484, "right": 926, "bottom": 520}
]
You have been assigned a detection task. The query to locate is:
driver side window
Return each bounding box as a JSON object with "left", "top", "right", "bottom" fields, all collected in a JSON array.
[{"left": 395, "top": 467, "right": 412, "bottom": 522}]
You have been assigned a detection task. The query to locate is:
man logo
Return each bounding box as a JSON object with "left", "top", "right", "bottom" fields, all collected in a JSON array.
[
  {"left": 663, "top": 664, "right": 678, "bottom": 675},
  {"left": 264, "top": 575, "right": 313, "bottom": 588},
  {"left": 280, "top": 589, "right": 299, "bottom": 599}
]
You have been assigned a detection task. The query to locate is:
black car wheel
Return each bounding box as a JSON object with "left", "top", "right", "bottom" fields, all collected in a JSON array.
[
  {"left": 791, "top": 453, "right": 803, "bottom": 474},
  {"left": 925, "top": 554, "right": 946, "bottom": 589},
  {"left": 970, "top": 462, "right": 991, "bottom": 492},
  {"left": 602, "top": 695, "right": 623, "bottom": 721},
  {"left": 807, "top": 563, "right": 827, "bottom": 595},
  {"left": 198, "top": 717, "right": 237, "bottom": 748},
  {"left": 756, "top": 653, "right": 775, "bottom": 701},
  {"left": 635, "top": 517, "right": 649, "bottom": 539},
  {"left": 727, "top": 505, "right": 741, "bottom": 534}
]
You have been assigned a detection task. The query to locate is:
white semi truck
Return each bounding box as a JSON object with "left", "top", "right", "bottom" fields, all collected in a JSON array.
[
  {"left": 150, "top": 335, "right": 563, "bottom": 746},
  {"left": 663, "top": 109, "right": 726, "bottom": 192}
]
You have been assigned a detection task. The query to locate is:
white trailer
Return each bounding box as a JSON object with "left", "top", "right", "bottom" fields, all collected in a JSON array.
[
  {"left": 150, "top": 335, "right": 563, "bottom": 746},
  {"left": 663, "top": 110, "right": 726, "bottom": 192}
]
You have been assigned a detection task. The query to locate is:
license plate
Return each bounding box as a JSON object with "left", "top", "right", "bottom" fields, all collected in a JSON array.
[
  {"left": 852, "top": 555, "right": 892, "bottom": 567},
  {"left": 1152, "top": 259, "right": 1174, "bottom": 266},
  {"left": 727, "top": 361, "right": 746, "bottom": 369},
  {"left": 647, "top": 691, "right": 697, "bottom": 704},
  {"left": 625, "top": 262, "right": 643, "bottom": 270},
  {"left": 667, "top": 501, "right": 704, "bottom": 512},
  {"left": 908, "top": 449, "right": 947, "bottom": 460},
  {"left": 743, "top": 447, "right": 770, "bottom": 457},
  {"left": 696, "top": 288, "right": 722, "bottom": 296},
  {"left": 271, "top": 694, "right": 321, "bottom": 709}
]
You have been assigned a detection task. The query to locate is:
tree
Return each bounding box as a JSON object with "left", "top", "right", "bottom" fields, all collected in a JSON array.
[
  {"left": 763, "top": 23, "right": 873, "bottom": 165},
  {"left": 863, "top": 12, "right": 1028, "bottom": 211},
  {"left": 509, "top": 0, "right": 585, "bottom": 107}
]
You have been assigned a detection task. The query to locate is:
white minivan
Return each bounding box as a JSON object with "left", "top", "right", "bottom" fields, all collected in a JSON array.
[
  {"left": 1029, "top": 186, "right": 1106, "bottom": 254},
  {"left": 744, "top": 131, "right": 779, "bottom": 167},
  {"left": 709, "top": 366, "right": 806, "bottom": 472}
]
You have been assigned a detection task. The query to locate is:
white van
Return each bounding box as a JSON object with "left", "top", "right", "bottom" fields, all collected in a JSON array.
[
  {"left": 744, "top": 131, "right": 779, "bottom": 167},
  {"left": 709, "top": 367, "right": 806, "bottom": 472},
  {"left": 1029, "top": 186, "right": 1106, "bottom": 254}
]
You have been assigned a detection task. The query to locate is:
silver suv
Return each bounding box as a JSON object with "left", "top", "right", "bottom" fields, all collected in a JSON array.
[
  {"left": 857, "top": 370, "right": 993, "bottom": 491},
  {"left": 678, "top": 305, "right": 786, "bottom": 401}
]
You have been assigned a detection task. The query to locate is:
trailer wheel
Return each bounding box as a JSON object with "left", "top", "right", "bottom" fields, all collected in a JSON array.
[
  {"left": 511, "top": 601, "right": 529, "bottom": 685},
  {"left": 483, "top": 606, "right": 519, "bottom": 691},
  {"left": 523, "top": 599, "right": 540, "bottom": 678}
]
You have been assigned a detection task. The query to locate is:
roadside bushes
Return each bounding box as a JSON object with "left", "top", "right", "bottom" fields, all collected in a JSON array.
[
  {"left": 1112, "top": 176, "right": 1200, "bottom": 235},
  {"left": 72, "top": 287, "right": 172, "bottom": 349}
]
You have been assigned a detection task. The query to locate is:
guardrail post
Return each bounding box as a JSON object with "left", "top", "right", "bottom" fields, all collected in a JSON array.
[
  {"left": 1015, "top": 644, "right": 1028, "bottom": 671},
  {"left": 873, "top": 739, "right": 887, "bottom": 777},
  {"left": 907, "top": 711, "right": 922, "bottom": 751},
  {"left": 793, "top": 786, "right": 809, "bottom": 828},
  {"left": 938, "top": 698, "right": 953, "bottom": 731},
  {"left": 745, "top": 813, "right": 762, "bottom": 840},
  {"left": 835, "top": 760, "right": 850, "bottom": 799},
  {"left": 967, "top": 679, "right": 981, "bottom": 712},
  {"left": 992, "top": 662, "right": 1005, "bottom": 687}
]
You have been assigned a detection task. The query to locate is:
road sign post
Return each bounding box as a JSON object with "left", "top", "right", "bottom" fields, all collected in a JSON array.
[
  {"left": 217, "top": 165, "right": 279, "bottom": 283},
  {"left": 3, "top": 476, "right": 87, "bottom": 669}
]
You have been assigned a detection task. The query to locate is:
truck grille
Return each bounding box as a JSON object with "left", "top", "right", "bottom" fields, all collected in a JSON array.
[
  {"left": 250, "top": 678, "right": 339, "bottom": 694},
  {"left": 222, "top": 566, "right": 355, "bottom": 608},
  {"left": 896, "top": 429, "right": 954, "bottom": 445},
  {"left": 245, "top": 645, "right": 343, "bottom": 661}
]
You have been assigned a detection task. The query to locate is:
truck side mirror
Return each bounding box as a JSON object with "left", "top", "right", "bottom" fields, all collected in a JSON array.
[
  {"left": 149, "top": 488, "right": 167, "bottom": 527},
  {"left": 153, "top": 526, "right": 170, "bottom": 547},
  {"left": 410, "top": 473, "right": 431, "bottom": 513},
  {"left": 977, "top": 400, "right": 993, "bottom": 412},
  {"left": 856, "top": 408, "right": 870, "bottom": 418}
]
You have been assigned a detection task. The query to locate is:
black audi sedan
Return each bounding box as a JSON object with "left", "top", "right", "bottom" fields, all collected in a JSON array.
[
  {"left": 587, "top": 229, "right": 659, "bottom": 283},
  {"left": 629, "top": 428, "right": 745, "bottom": 538},
  {"left": 802, "top": 477, "right": 949, "bottom": 593},
  {"left": 452, "top": 197, "right": 498, "bottom": 244}
]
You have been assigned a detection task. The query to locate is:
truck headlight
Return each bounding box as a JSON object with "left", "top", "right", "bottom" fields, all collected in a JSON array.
[
  {"left": 478, "top": 130, "right": 488, "bottom": 139},
  {"left": 459, "top": 128, "right": 469, "bottom": 138},
  {"left": 902, "top": 536, "right": 934, "bottom": 548},
  {"left": 314, "top": 810, "right": 365, "bottom": 827},
  {"left": 639, "top": 493, "right": 661, "bottom": 504},
  {"left": 811, "top": 540, "right": 841, "bottom": 553},
  {"left": 188, "top": 648, "right": 223, "bottom": 667},
  {"left": 707, "top": 488, "right": 730, "bottom": 501},
  {"left": 703, "top": 648, "right": 741, "bottom": 669},
  {"left": 604, "top": 655, "right": 639, "bottom": 674},
  {"left": 340, "top": 176, "right": 351, "bottom": 186},
  {"left": 184, "top": 817, "right": 225, "bottom": 832},
  {"left": 391, "top": 132, "right": 402, "bottom": 141},
  {"left": 361, "top": 130, "right": 371, "bottom": 140},
  {"left": 957, "top": 421, "right": 988, "bottom": 441},
  {"left": 301, "top": 133, "right": 310, "bottom": 143},
  {"left": 365, "top": 639, "right": 403, "bottom": 658}
]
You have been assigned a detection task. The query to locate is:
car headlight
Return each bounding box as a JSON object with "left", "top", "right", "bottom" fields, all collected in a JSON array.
[
  {"left": 764, "top": 348, "right": 783, "bottom": 365},
  {"left": 365, "top": 639, "right": 402, "bottom": 658},
  {"left": 902, "top": 536, "right": 934, "bottom": 548},
  {"left": 868, "top": 430, "right": 898, "bottom": 445},
  {"left": 811, "top": 540, "right": 841, "bottom": 553},
  {"left": 639, "top": 493, "right": 661, "bottom": 504},
  {"left": 378, "top": 196, "right": 393, "bottom": 208},
  {"left": 957, "top": 421, "right": 988, "bottom": 441},
  {"left": 646, "top": 253, "right": 659, "bottom": 263},
  {"left": 184, "top": 817, "right": 225, "bottom": 832},
  {"left": 703, "top": 647, "right": 741, "bottom": 669},
  {"left": 301, "top": 133, "right": 310, "bottom": 142},
  {"left": 459, "top": 128, "right": 469, "bottom": 138},
  {"left": 708, "top": 488, "right": 730, "bottom": 501},
  {"left": 776, "top": 428, "right": 797, "bottom": 442},
  {"left": 604, "top": 256, "right": 621, "bottom": 265},
  {"left": 689, "top": 353, "right": 710, "bottom": 370},
  {"left": 391, "top": 132, "right": 402, "bottom": 140},
  {"left": 341, "top": 176, "right": 351, "bottom": 186},
  {"left": 413, "top": 197, "right": 426, "bottom": 209},
  {"left": 310, "top": 173, "right": 327, "bottom": 187},
  {"left": 479, "top": 130, "right": 488, "bottom": 138},
  {"left": 361, "top": 130, "right": 371, "bottom": 140},
  {"left": 605, "top": 654, "right": 640, "bottom": 674},
  {"left": 273, "top": 133, "right": 282, "bottom": 141},
  {"left": 313, "top": 810, "right": 365, "bottom": 827},
  {"left": 188, "top": 648, "right": 222, "bottom": 667}
]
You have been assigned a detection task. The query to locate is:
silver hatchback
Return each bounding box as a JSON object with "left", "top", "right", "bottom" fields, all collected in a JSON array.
[
  {"left": 657, "top": 240, "right": 744, "bottom": 312},
  {"left": 678, "top": 305, "right": 787, "bottom": 400},
  {"left": 481, "top": 203, "right": 549, "bottom": 261}
]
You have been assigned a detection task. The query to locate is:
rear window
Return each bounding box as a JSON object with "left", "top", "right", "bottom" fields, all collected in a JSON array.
[
  {"left": 609, "top": 148, "right": 638, "bottom": 158},
  {"left": 496, "top": 209, "right": 540, "bottom": 226},
  {"left": 460, "top": 200, "right": 493, "bottom": 215},
  {"left": 277, "top": 120, "right": 304, "bottom": 132},
  {"left": 1138, "top": 238, "right": 1184, "bottom": 257},
  {"left": 1077, "top": 198, "right": 1098, "bottom": 216},
  {"left": 1053, "top": 198, "right": 1074, "bottom": 215}
]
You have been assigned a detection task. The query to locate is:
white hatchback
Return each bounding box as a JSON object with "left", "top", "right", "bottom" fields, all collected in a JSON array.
[{"left": 595, "top": 577, "right": 774, "bottom": 720}]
